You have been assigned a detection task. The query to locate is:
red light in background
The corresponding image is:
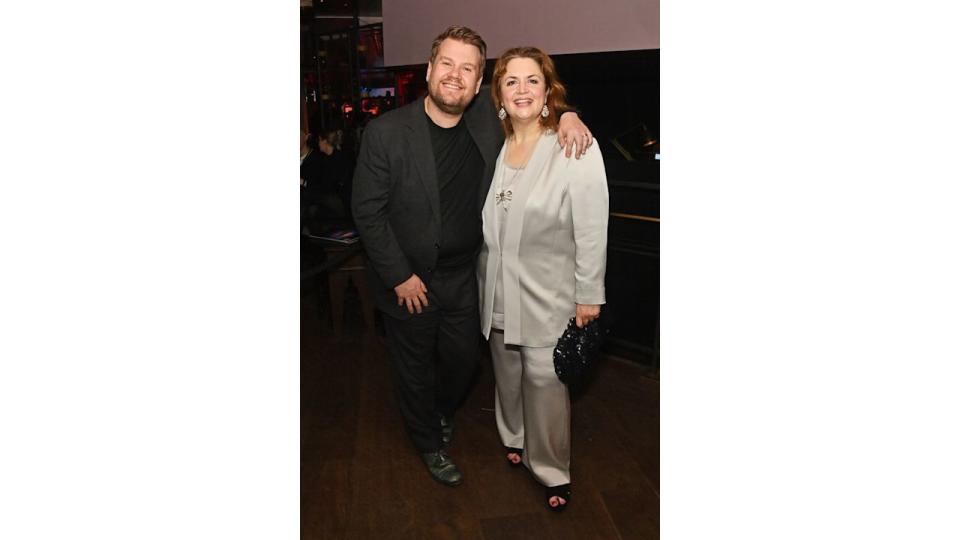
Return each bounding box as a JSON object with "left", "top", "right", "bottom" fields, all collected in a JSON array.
[{"left": 360, "top": 98, "right": 380, "bottom": 116}]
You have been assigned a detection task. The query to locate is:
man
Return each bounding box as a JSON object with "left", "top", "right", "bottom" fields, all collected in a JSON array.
[{"left": 351, "top": 25, "right": 593, "bottom": 487}]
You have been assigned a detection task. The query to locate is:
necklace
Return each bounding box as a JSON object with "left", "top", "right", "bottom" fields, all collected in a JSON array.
[{"left": 495, "top": 135, "right": 539, "bottom": 210}]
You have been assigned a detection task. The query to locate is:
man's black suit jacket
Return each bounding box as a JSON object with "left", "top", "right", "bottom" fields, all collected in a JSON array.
[{"left": 352, "top": 96, "right": 504, "bottom": 319}]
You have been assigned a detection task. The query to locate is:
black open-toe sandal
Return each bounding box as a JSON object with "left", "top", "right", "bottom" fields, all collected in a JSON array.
[
  {"left": 505, "top": 446, "right": 524, "bottom": 467},
  {"left": 545, "top": 483, "right": 571, "bottom": 512}
]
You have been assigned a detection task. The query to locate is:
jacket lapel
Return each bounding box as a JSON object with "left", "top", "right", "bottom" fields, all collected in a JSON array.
[
  {"left": 483, "top": 144, "right": 507, "bottom": 252},
  {"left": 502, "top": 132, "right": 555, "bottom": 251},
  {"left": 404, "top": 98, "right": 441, "bottom": 225},
  {"left": 466, "top": 110, "right": 500, "bottom": 207}
]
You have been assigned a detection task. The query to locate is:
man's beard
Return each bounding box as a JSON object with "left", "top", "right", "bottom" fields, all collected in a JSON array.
[{"left": 428, "top": 79, "right": 474, "bottom": 115}]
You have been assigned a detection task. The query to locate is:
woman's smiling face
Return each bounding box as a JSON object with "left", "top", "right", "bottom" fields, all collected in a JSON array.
[{"left": 500, "top": 57, "right": 547, "bottom": 122}]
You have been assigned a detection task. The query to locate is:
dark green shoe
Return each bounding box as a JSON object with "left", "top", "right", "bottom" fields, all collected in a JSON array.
[
  {"left": 420, "top": 450, "right": 463, "bottom": 487},
  {"left": 440, "top": 415, "right": 455, "bottom": 447}
]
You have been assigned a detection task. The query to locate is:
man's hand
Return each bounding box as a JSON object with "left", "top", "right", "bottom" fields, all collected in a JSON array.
[
  {"left": 557, "top": 112, "right": 593, "bottom": 160},
  {"left": 395, "top": 274, "right": 429, "bottom": 314},
  {"left": 575, "top": 304, "right": 600, "bottom": 328}
]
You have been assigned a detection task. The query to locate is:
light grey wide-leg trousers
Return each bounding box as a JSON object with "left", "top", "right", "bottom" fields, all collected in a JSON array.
[{"left": 489, "top": 329, "right": 571, "bottom": 487}]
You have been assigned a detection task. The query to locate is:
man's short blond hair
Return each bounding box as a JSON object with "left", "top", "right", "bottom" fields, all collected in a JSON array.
[{"left": 429, "top": 25, "right": 487, "bottom": 67}]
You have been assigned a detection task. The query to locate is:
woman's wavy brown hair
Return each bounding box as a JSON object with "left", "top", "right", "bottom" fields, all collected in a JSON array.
[{"left": 490, "top": 46, "right": 571, "bottom": 138}]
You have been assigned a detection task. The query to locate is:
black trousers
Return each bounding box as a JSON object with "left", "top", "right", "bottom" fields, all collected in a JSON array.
[{"left": 381, "top": 263, "right": 480, "bottom": 453}]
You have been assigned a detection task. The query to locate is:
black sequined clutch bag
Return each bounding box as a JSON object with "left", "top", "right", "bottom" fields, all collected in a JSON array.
[{"left": 553, "top": 317, "right": 603, "bottom": 386}]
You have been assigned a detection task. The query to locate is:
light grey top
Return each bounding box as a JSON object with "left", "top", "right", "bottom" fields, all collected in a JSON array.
[{"left": 492, "top": 163, "right": 523, "bottom": 330}]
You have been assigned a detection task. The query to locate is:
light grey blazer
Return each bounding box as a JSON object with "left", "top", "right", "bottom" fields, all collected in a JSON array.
[{"left": 478, "top": 131, "right": 609, "bottom": 348}]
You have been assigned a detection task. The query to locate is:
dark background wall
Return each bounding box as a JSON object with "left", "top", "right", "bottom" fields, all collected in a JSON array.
[{"left": 551, "top": 49, "right": 660, "bottom": 364}]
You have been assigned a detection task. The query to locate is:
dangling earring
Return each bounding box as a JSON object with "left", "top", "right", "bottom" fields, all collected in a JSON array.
[
  {"left": 541, "top": 104, "right": 550, "bottom": 118},
  {"left": 498, "top": 106, "right": 507, "bottom": 120}
]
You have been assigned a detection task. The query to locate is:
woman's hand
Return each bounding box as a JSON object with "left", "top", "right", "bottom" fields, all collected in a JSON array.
[{"left": 575, "top": 304, "right": 600, "bottom": 328}]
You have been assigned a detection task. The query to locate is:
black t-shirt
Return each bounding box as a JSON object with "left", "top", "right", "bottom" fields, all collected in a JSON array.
[{"left": 427, "top": 113, "right": 484, "bottom": 268}]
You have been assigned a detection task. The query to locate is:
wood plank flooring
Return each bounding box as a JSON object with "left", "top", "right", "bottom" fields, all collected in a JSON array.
[{"left": 302, "top": 284, "right": 659, "bottom": 539}]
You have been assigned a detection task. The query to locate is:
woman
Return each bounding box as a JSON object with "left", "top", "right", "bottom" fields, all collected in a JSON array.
[{"left": 478, "top": 47, "right": 609, "bottom": 512}]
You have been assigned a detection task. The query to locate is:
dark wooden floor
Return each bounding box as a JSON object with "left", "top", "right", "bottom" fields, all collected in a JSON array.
[{"left": 302, "top": 282, "right": 659, "bottom": 539}]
